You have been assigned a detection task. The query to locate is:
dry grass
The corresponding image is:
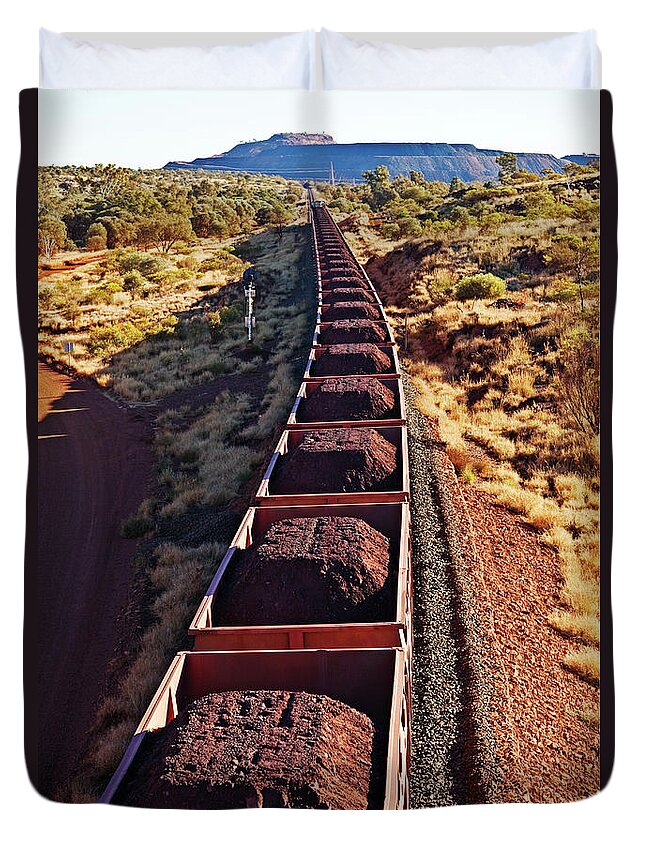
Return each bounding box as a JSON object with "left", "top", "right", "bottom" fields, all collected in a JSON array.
[
  {"left": 63, "top": 217, "right": 316, "bottom": 801},
  {"left": 403, "top": 286, "right": 600, "bottom": 684},
  {"left": 157, "top": 391, "right": 262, "bottom": 514},
  {"left": 73, "top": 540, "right": 227, "bottom": 798},
  {"left": 564, "top": 647, "right": 600, "bottom": 685}
]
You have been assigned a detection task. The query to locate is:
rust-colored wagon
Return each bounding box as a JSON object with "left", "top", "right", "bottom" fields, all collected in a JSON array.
[
  {"left": 189, "top": 501, "right": 412, "bottom": 651},
  {"left": 101, "top": 647, "right": 411, "bottom": 809}
]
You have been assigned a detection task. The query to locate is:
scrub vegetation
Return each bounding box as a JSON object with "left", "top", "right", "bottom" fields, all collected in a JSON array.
[
  {"left": 319, "top": 156, "right": 601, "bottom": 684},
  {"left": 40, "top": 167, "right": 317, "bottom": 801}
]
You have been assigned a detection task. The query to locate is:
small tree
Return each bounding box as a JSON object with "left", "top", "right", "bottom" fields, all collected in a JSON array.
[
  {"left": 449, "top": 176, "right": 466, "bottom": 194},
  {"left": 137, "top": 214, "right": 193, "bottom": 253},
  {"left": 557, "top": 334, "right": 600, "bottom": 435},
  {"left": 496, "top": 152, "right": 518, "bottom": 185},
  {"left": 85, "top": 222, "right": 108, "bottom": 251},
  {"left": 38, "top": 216, "right": 67, "bottom": 260},
  {"left": 547, "top": 235, "right": 600, "bottom": 312},
  {"left": 269, "top": 202, "right": 291, "bottom": 239},
  {"left": 455, "top": 273, "right": 507, "bottom": 301},
  {"left": 363, "top": 165, "right": 396, "bottom": 210}
]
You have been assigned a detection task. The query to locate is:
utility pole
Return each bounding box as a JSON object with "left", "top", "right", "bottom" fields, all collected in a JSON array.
[
  {"left": 330, "top": 161, "right": 335, "bottom": 186},
  {"left": 243, "top": 268, "right": 257, "bottom": 342}
]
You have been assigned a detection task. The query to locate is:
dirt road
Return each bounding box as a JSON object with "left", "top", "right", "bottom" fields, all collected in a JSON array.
[{"left": 34, "top": 364, "right": 152, "bottom": 798}]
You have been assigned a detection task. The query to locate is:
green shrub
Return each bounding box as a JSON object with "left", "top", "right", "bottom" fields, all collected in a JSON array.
[
  {"left": 122, "top": 269, "right": 147, "bottom": 293},
  {"left": 110, "top": 250, "right": 167, "bottom": 279},
  {"left": 91, "top": 281, "right": 124, "bottom": 305},
  {"left": 121, "top": 513, "right": 154, "bottom": 538},
  {"left": 219, "top": 305, "right": 242, "bottom": 324},
  {"left": 87, "top": 322, "right": 145, "bottom": 357},
  {"left": 381, "top": 223, "right": 401, "bottom": 240},
  {"left": 398, "top": 217, "right": 423, "bottom": 237},
  {"left": 87, "top": 314, "right": 177, "bottom": 358},
  {"left": 455, "top": 273, "right": 507, "bottom": 300}
]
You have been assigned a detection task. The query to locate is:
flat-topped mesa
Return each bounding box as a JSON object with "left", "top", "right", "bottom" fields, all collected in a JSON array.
[
  {"left": 319, "top": 320, "right": 388, "bottom": 345},
  {"left": 301, "top": 377, "right": 396, "bottom": 422},
  {"left": 214, "top": 515, "right": 392, "bottom": 625},
  {"left": 324, "top": 302, "right": 382, "bottom": 321},
  {"left": 272, "top": 427, "right": 398, "bottom": 495},
  {"left": 117, "top": 689, "right": 374, "bottom": 810},
  {"left": 165, "top": 134, "right": 588, "bottom": 182},
  {"left": 315, "top": 343, "right": 393, "bottom": 376},
  {"left": 265, "top": 132, "right": 336, "bottom": 146}
]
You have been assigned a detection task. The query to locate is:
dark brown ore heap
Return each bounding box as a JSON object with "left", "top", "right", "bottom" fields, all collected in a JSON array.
[
  {"left": 215, "top": 515, "right": 390, "bottom": 624},
  {"left": 272, "top": 428, "right": 397, "bottom": 494},
  {"left": 322, "top": 275, "right": 368, "bottom": 288},
  {"left": 119, "top": 690, "right": 374, "bottom": 809},
  {"left": 315, "top": 343, "right": 392, "bottom": 375},
  {"left": 323, "top": 287, "right": 375, "bottom": 303},
  {"left": 324, "top": 302, "right": 382, "bottom": 321},
  {"left": 320, "top": 320, "right": 388, "bottom": 345},
  {"left": 300, "top": 377, "right": 396, "bottom": 422}
]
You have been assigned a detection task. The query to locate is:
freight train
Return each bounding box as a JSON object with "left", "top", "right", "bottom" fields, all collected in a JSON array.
[{"left": 101, "top": 193, "right": 412, "bottom": 810}]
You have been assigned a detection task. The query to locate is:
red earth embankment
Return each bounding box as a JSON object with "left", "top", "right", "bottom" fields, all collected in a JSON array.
[{"left": 35, "top": 363, "right": 153, "bottom": 798}]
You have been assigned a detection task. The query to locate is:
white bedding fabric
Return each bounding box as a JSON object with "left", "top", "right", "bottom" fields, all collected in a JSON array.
[
  {"left": 39, "top": 29, "right": 316, "bottom": 90},
  {"left": 39, "top": 30, "right": 601, "bottom": 92},
  {"left": 320, "top": 30, "right": 600, "bottom": 89}
]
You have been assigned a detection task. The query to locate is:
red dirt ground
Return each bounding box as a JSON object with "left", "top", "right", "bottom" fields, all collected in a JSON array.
[
  {"left": 118, "top": 690, "right": 375, "bottom": 809},
  {"left": 36, "top": 363, "right": 153, "bottom": 798},
  {"left": 460, "top": 484, "right": 600, "bottom": 802}
]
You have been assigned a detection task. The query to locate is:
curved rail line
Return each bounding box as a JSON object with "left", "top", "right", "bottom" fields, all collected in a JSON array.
[{"left": 102, "top": 193, "right": 413, "bottom": 810}]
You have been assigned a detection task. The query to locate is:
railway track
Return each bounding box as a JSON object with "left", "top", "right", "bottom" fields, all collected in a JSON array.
[{"left": 102, "top": 194, "right": 413, "bottom": 810}]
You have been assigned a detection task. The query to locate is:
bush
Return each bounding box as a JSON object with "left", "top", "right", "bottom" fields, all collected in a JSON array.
[
  {"left": 381, "top": 223, "right": 401, "bottom": 240},
  {"left": 86, "top": 314, "right": 177, "bottom": 358},
  {"left": 219, "top": 305, "right": 242, "bottom": 324},
  {"left": 110, "top": 250, "right": 167, "bottom": 279},
  {"left": 398, "top": 217, "right": 423, "bottom": 237},
  {"left": 121, "top": 513, "right": 154, "bottom": 538},
  {"left": 91, "top": 281, "right": 123, "bottom": 305},
  {"left": 455, "top": 273, "right": 507, "bottom": 300},
  {"left": 122, "top": 269, "right": 147, "bottom": 293},
  {"left": 87, "top": 321, "right": 145, "bottom": 357}
]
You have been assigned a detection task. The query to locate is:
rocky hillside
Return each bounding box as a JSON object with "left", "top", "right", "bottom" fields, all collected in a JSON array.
[{"left": 165, "top": 133, "right": 593, "bottom": 183}]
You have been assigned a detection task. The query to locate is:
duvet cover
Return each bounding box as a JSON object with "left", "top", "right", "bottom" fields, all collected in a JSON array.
[{"left": 19, "top": 86, "right": 615, "bottom": 808}]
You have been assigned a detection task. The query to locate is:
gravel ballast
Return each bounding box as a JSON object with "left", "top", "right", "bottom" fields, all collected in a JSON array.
[{"left": 401, "top": 372, "right": 499, "bottom": 806}]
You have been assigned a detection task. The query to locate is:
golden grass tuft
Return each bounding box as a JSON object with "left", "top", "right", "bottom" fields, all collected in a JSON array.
[{"left": 564, "top": 647, "right": 600, "bottom": 685}]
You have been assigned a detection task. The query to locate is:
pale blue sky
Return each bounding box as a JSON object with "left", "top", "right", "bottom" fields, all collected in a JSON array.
[{"left": 38, "top": 89, "right": 600, "bottom": 168}]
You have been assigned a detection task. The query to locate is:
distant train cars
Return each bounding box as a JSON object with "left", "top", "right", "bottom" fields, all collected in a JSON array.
[{"left": 102, "top": 194, "right": 412, "bottom": 810}]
